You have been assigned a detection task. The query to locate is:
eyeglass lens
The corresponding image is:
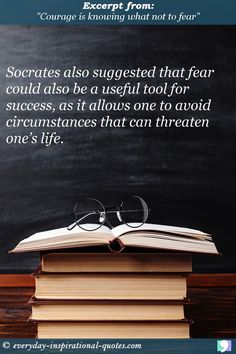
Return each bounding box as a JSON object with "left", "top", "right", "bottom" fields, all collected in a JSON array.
[
  {"left": 73, "top": 198, "right": 105, "bottom": 231},
  {"left": 119, "top": 196, "right": 148, "bottom": 228}
]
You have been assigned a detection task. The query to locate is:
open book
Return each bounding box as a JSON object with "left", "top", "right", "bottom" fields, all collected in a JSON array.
[{"left": 10, "top": 223, "right": 219, "bottom": 254}]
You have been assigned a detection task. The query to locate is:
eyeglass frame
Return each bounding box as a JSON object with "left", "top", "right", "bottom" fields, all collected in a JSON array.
[{"left": 67, "top": 196, "right": 149, "bottom": 231}]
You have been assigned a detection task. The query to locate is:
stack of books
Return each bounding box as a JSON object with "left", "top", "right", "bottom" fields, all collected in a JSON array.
[
  {"left": 32, "top": 252, "right": 191, "bottom": 338},
  {"left": 10, "top": 223, "right": 219, "bottom": 338}
]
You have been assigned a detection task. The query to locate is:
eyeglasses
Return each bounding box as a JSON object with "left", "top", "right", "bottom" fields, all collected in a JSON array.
[{"left": 67, "top": 196, "right": 149, "bottom": 231}]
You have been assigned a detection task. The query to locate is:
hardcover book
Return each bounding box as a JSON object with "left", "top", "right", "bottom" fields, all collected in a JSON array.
[
  {"left": 34, "top": 273, "right": 187, "bottom": 300},
  {"left": 30, "top": 298, "right": 186, "bottom": 321},
  {"left": 10, "top": 223, "right": 218, "bottom": 254},
  {"left": 37, "top": 320, "right": 190, "bottom": 339},
  {"left": 40, "top": 252, "right": 192, "bottom": 273}
]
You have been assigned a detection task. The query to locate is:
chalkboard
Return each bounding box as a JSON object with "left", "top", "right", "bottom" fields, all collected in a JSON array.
[{"left": 0, "top": 25, "right": 235, "bottom": 272}]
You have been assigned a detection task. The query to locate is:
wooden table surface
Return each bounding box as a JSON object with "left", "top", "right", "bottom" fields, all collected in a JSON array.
[{"left": 0, "top": 274, "right": 235, "bottom": 338}]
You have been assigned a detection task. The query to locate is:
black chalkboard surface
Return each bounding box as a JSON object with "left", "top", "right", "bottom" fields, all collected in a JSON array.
[{"left": 0, "top": 26, "right": 235, "bottom": 272}]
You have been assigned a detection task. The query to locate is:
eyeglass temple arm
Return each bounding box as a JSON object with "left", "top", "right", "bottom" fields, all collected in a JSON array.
[
  {"left": 72, "top": 206, "right": 115, "bottom": 228},
  {"left": 76, "top": 210, "right": 114, "bottom": 229},
  {"left": 67, "top": 223, "right": 76, "bottom": 231},
  {"left": 67, "top": 211, "right": 99, "bottom": 231},
  {"left": 105, "top": 218, "right": 113, "bottom": 229}
]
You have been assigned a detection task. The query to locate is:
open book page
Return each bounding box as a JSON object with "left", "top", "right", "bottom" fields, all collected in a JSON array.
[
  {"left": 10, "top": 224, "right": 113, "bottom": 253},
  {"left": 112, "top": 223, "right": 212, "bottom": 240},
  {"left": 120, "top": 232, "right": 213, "bottom": 244},
  {"left": 119, "top": 235, "right": 218, "bottom": 254}
]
